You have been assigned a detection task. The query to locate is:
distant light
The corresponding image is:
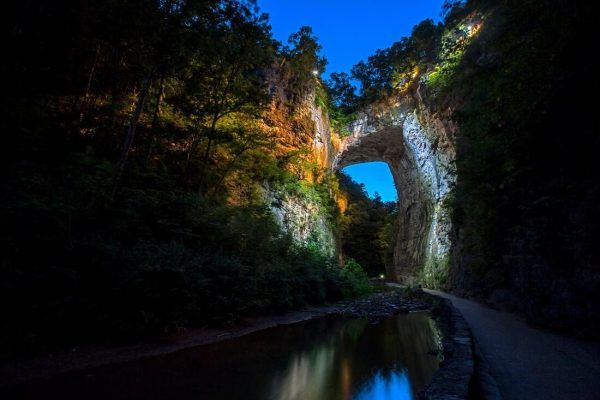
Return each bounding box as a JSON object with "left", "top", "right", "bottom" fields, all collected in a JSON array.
[
  {"left": 312, "top": 70, "right": 319, "bottom": 76},
  {"left": 379, "top": 274, "right": 385, "bottom": 280},
  {"left": 466, "top": 23, "right": 482, "bottom": 38}
]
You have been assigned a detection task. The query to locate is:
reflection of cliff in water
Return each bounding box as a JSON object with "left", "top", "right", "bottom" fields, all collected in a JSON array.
[
  {"left": 4, "top": 313, "right": 442, "bottom": 400},
  {"left": 268, "top": 313, "right": 441, "bottom": 400}
]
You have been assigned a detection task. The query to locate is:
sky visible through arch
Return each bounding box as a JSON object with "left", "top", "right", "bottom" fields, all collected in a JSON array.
[
  {"left": 257, "top": 0, "right": 445, "bottom": 201},
  {"left": 343, "top": 162, "right": 398, "bottom": 202}
]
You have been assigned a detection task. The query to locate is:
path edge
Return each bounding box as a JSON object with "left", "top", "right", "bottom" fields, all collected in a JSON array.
[
  {"left": 419, "top": 297, "right": 475, "bottom": 400},
  {"left": 419, "top": 295, "right": 503, "bottom": 400}
]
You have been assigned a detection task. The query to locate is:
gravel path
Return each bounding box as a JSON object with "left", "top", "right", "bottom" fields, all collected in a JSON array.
[{"left": 425, "top": 289, "right": 600, "bottom": 400}]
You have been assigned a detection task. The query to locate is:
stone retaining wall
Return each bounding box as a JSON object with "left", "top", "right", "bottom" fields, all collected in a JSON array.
[{"left": 419, "top": 298, "right": 474, "bottom": 400}]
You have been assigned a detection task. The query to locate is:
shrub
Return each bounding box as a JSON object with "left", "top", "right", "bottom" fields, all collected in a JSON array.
[{"left": 341, "top": 259, "right": 374, "bottom": 297}]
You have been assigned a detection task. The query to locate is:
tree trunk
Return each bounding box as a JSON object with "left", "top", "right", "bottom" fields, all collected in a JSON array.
[
  {"left": 150, "top": 76, "right": 165, "bottom": 130},
  {"left": 145, "top": 75, "right": 165, "bottom": 166},
  {"left": 112, "top": 66, "right": 155, "bottom": 197},
  {"left": 77, "top": 43, "right": 101, "bottom": 130},
  {"left": 198, "top": 114, "right": 219, "bottom": 194},
  {"left": 181, "top": 117, "right": 204, "bottom": 176},
  {"left": 210, "top": 146, "right": 248, "bottom": 197}
]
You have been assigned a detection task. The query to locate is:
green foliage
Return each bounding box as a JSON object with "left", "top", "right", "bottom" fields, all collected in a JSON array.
[
  {"left": 434, "top": 0, "right": 600, "bottom": 335},
  {"left": 170, "top": 9, "right": 275, "bottom": 162},
  {"left": 350, "top": 19, "right": 442, "bottom": 104},
  {"left": 316, "top": 74, "right": 357, "bottom": 137},
  {"left": 0, "top": 0, "right": 362, "bottom": 357},
  {"left": 441, "top": 0, "right": 469, "bottom": 25},
  {"left": 338, "top": 172, "right": 396, "bottom": 277},
  {"left": 300, "top": 14, "right": 445, "bottom": 132},
  {"left": 340, "top": 259, "right": 373, "bottom": 297},
  {"left": 326, "top": 72, "right": 358, "bottom": 114},
  {"left": 273, "top": 168, "right": 341, "bottom": 226},
  {"left": 282, "top": 26, "right": 328, "bottom": 103},
  {"left": 330, "top": 110, "right": 354, "bottom": 138},
  {"left": 314, "top": 82, "right": 329, "bottom": 110},
  {"left": 425, "top": 19, "right": 481, "bottom": 93},
  {"left": 419, "top": 255, "right": 450, "bottom": 289},
  {"left": 0, "top": 156, "right": 361, "bottom": 354}
]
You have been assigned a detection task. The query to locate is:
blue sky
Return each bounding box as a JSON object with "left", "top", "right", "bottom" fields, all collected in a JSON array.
[
  {"left": 257, "top": 0, "right": 445, "bottom": 77},
  {"left": 256, "top": 0, "right": 445, "bottom": 202},
  {"left": 343, "top": 162, "right": 397, "bottom": 202}
]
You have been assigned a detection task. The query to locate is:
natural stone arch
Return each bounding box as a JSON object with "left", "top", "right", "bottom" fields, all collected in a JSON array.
[{"left": 333, "top": 102, "right": 455, "bottom": 284}]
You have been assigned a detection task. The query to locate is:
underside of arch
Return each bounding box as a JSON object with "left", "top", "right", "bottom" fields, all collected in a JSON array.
[{"left": 334, "top": 123, "right": 437, "bottom": 283}]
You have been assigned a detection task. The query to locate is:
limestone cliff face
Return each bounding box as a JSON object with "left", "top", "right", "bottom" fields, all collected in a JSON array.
[
  {"left": 265, "top": 183, "right": 337, "bottom": 257},
  {"left": 334, "top": 94, "right": 456, "bottom": 284},
  {"left": 261, "top": 80, "right": 340, "bottom": 257},
  {"left": 262, "top": 74, "right": 456, "bottom": 280}
]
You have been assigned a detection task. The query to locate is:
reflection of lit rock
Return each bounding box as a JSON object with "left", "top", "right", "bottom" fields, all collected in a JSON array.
[
  {"left": 269, "top": 345, "right": 335, "bottom": 400},
  {"left": 264, "top": 313, "right": 441, "bottom": 400}
]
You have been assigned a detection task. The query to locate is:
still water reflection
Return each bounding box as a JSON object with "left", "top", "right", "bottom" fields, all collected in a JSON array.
[
  {"left": 7, "top": 313, "right": 442, "bottom": 400},
  {"left": 265, "top": 314, "right": 441, "bottom": 400}
]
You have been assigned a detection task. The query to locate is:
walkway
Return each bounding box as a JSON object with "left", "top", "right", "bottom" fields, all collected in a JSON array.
[{"left": 425, "top": 289, "right": 600, "bottom": 400}]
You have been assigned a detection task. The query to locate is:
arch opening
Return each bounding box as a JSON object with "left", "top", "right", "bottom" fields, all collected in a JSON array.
[
  {"left": 332, "top": 107, "right": 454, "bottom": 286},
  {"left": 342, "top": 162, "right": 398, "bottom": 202},
  {"left": 336, "top": 162, "right": 398, "bottom": 279}
]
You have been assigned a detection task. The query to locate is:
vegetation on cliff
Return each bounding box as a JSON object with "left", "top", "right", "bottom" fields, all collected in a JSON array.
[
  {"left": 444, "top": 0, "right": 599, "bottom": 337},
  {"left": 0, "top": 0, "right": 371, "bottom": 356},
  {"left": 329, "top": 0, "right": 599, "bottom": 336},
  {"left": 3, "top": 0, "right": 597, "bottom": 356}
]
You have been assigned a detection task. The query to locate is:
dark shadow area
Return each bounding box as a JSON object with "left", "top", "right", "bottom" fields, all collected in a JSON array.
[{"left": 440, "top": 0, "right": 600, "bottom": 339}]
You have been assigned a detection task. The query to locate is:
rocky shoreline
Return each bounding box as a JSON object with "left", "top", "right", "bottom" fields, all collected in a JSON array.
[
  {"left": 319, "top": 288, "right": 432, "bottom": 319},
  {"left": 345, "top": 286, "right": 476, "bottom": 400}
]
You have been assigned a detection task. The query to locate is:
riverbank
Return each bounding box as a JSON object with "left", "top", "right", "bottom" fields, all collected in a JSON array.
[
  {"left": 1, "top": 287, "right": 476, "bottom": 400},
  {"left": 418, "top": 296, "right": 474, "bottom": 400},
  {"left": 0, "top": 287, "right": 427, "bottom": 387}
]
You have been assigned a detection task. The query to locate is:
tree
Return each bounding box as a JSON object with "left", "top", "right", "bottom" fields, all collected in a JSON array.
[
  {"left": 441, "top": 0, "right": 468, "bottom": 25},
  {"left": 407, "top": 19, "right": 443, "bottom": 66},
  {"left": 326, "top": 72, "right": 358, "bottom": 114},
  {"left": 282, "top": 26, "right": 328, "bottom": 103},
  {"left": 338, "top": 172, "right": 396, "bottom": 276},
  {"left": 351, "top": 48, "right": 397, "bottom": 103},
  {"left": 171, "top": 1, "right": 275, "bottom": 190},
  {"left": 114, "top": 0, "right": 206, "bottom": 188}
]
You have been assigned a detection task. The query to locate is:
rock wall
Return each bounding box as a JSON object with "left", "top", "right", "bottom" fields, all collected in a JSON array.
[
  {"left": 261, "top": 77, "right": 456, "bottom": 281},
  {"left": 262, "top": 87, "right": 340, "bottom": 257},
  {"left": 266, "top": 185, "right": 337, "bottom": 257}
]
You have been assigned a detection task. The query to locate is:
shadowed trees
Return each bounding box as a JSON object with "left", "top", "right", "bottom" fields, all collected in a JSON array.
[
  {"left": 0, "top": 1, "right": 373, "bottom": 357},
  {"left": 338, "top": 172, "right": 397, "bottom": 277}
]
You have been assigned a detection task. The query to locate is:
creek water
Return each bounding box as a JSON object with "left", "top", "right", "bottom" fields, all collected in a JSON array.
[{"left": 7, "top": 312, "right": 442, "bottom": 400}]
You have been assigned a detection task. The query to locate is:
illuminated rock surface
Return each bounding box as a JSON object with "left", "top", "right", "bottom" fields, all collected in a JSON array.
[{"left": 334, "top": 97, "right": 455, "bottom": 283}]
